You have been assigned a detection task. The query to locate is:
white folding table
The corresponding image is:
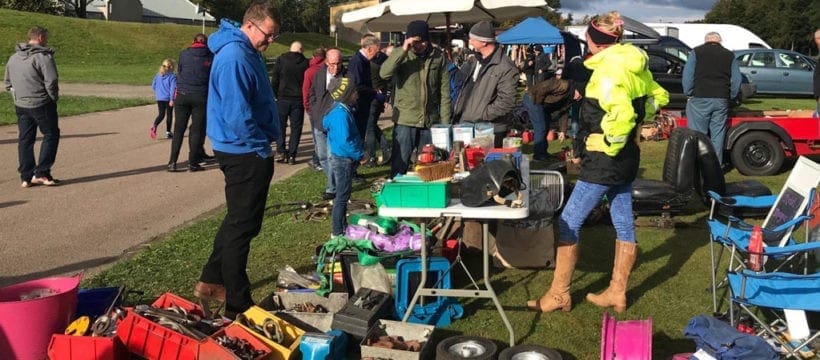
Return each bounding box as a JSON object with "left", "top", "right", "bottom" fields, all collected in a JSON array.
[{"left": 379, "top": 187, "right": 528, "bottom": 345}]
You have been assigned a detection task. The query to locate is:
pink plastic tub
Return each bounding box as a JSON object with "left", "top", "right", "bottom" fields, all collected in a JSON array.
[
  {"left": 0, "top": 274, "right": 81, "bottom": 360},
  {"left": 600, "top": 312, "right": 653, "bottom": 360}
]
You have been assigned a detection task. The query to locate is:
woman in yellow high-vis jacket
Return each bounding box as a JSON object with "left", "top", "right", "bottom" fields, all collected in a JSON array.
[{"left": 528, "top": 11, "right": 669, "bottom": 313}]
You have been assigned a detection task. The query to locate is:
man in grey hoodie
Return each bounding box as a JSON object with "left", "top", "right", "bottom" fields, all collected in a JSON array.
[{"left": 4, "top": 26, "right": 60, "bottom": 187}]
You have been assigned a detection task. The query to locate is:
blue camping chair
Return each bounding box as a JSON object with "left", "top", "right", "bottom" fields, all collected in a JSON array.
[
  {"left": 727, "top": 266, "right": 820, "bottom": 358},
  {"left": 706, "top": 156, "right": 820, "bottom": 314}
]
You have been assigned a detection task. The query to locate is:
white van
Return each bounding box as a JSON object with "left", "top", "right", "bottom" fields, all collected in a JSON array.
[{"left": 644, "top": 23, "right": 770, "bottom": 51}]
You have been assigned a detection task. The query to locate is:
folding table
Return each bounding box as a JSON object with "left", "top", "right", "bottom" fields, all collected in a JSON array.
[{"left": 378, "top": 172, "right": 529, "bottom": 345}]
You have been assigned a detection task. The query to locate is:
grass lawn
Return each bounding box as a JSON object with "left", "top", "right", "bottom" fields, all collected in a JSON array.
[
  {"left": 0, "top": 9, "right": 357, "bottom": 85},
  {"left": 0, "top": 92, "right": 151, "bottom": 126},
  {"left": 84, "top": 97, "right": 816, "bottom": 358}
]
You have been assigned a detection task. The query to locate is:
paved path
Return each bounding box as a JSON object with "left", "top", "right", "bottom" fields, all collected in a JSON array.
[{"left": 0, "top": 84, "right": 388, "bottom": 286}]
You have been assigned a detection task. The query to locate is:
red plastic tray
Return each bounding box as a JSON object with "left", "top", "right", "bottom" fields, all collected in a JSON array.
[
  {"left": 199, "top": 323, "right": 272, "bottom": 360},
  {"left": 116, "top": 309, "right": 200, "bottom": 360},
  {"left": 151, "top": 292, "right": 205, "bottom": 317},
  {"left": 48, "top": 334, "right": 128, "bottom": 360}
]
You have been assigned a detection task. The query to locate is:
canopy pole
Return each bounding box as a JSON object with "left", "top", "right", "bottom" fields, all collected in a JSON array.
[{"left": 445, "top": 12, "right": 452, "bottom": 61}]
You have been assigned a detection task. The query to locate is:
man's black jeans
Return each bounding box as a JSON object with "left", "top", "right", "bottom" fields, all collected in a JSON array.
[
  {"left": 169, "top": 91, "right": 208, "bottom": 165},
  {"left": 16, "top": 102, "right": 59, "bottom": 182},
  {"left": 200, "top": 151, "right": 274, "bottom": 313},
  {"left": 275, "top": 99, "right": 304, "bottom": 158}
]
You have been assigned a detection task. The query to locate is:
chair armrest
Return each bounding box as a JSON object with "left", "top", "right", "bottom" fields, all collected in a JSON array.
[{"left": 708, "top": 191, "right": 777, "bottom": 208}]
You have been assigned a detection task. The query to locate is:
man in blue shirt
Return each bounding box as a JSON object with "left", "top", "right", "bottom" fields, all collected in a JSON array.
[{"left": 194, "top": 1, "right": 280, "bottom": 318}]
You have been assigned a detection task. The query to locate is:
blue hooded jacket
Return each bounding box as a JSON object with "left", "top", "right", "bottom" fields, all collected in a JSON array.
[
  {"left": 323, "top": 102, "right": 364, "bottom": 161},
  {"left": 206, "top": 19, "right": 279, "bottom": 158}
]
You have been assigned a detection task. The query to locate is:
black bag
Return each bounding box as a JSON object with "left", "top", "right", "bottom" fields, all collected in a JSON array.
[{"left": 460, "top": 159, "right": 523, "bottom": 207}]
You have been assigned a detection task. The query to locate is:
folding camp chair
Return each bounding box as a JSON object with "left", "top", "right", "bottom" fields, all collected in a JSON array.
[
  {"left": 727, "top": 266, "right": 820, "bottom": 358},
  {"left": 706, "top": 156, "right": 820, "bottom": 314}
]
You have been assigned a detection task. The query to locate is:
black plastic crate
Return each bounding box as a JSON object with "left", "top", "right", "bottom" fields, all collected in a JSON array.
[{"left": 330, "top": 288, "right": 394, "bottom": 340}]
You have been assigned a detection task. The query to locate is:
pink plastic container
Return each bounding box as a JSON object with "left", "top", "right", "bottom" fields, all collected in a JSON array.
[
  {"left": 600, "top": 312, "right": 653, "bottom": 360},
  {"left": 0, "top": 274, "right": 81, "bottom": 360}
]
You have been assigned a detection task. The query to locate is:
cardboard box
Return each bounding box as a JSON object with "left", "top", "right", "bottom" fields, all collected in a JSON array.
[{"left": 360, "top": 320, "right": 434, "bottom": 360}]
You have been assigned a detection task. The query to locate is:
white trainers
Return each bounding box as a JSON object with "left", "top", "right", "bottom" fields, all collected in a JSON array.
[{"left": 31, "top": 175, "right": 60, "bottom": 186}]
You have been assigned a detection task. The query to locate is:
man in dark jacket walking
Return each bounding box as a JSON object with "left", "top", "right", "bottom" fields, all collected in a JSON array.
[
  {"left": 347, "top": 34, "right": 380, "bottom": 141},
  {"left": 168, "top": 33, "right": 214, "bottom": 172},
  {"left": 272, "top": 41, "right": 308, "bottom": 165},
  {"left": 453, "top": 21, "right": 518, "bottom": 147},
  {"left": 682, "top": 32, "right": 740, "bottom": 164},
  {"left": 4, "top": 26, "right": 60, "bottom": 187}
]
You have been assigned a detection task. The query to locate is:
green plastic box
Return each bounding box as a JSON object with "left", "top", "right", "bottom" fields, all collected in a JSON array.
[{"left": 377, "top": 175, "right": 449, "bottom": 208}]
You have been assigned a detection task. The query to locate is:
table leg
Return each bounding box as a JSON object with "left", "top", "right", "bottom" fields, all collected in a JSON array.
[
  {"left": 402, "top": 221, "right": 427, "bottom": 322},
  {"left": 483, "top": 221, "right": 515, "bottom": 346}
]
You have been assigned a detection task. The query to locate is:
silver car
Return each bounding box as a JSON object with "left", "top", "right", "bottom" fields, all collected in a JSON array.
[{"left": 734, "top": 49, "right": 816, "bottom": 96}]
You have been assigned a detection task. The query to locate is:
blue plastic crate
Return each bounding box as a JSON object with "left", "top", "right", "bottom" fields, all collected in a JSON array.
[{"left": 76, "top": 287, "right": 121, "bottom": 318}]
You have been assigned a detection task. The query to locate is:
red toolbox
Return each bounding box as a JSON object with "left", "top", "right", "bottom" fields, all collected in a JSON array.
[{"left": 48, "top": 333, "right": 128, "bottom": 360}]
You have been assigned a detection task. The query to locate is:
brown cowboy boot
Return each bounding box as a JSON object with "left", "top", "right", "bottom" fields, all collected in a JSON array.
[
  {"left": 586, "top": 240, "right": 637, "bottom": 313},
  {"left": 526, "top": 241, "right": 579, "bottom": 312},
  {"left": 194, "top": 281, "right": 226, "bottom": 302}
]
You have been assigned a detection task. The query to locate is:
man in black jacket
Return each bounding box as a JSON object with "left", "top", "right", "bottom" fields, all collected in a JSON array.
[
  {"left": 168, "top": 33, "right": 214, "bottom": 172},
  {"left": 308, "top": 48, "right": 344, "bottom": 200},
  {"left": 272, "top": 41, "right": 308, "bottom": 165},
  {"left": 682, "top": 32, "right": 740, "bottom": 164}
]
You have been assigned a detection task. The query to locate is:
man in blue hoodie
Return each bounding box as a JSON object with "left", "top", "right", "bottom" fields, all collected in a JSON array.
[{"left": 194, "top": 1, "right": 280, "bottom": 318}]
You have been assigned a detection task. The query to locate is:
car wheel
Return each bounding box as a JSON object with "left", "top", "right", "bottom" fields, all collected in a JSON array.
[
  {"left": 498, "top": 344, "right": 563, "bottom": 360},
  {"left": 435, "top": 335, "right": 498, "bottom": 360},
  {"left": 730, "top": 131, "right": 785, "bottom": 176}
]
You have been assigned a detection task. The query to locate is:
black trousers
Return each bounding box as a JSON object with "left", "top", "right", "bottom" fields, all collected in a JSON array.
[
  {"left": 153, "top": 100, "right": 173, "bottom": 133},
  {"left": 169, "top": 91, "right": 207, "bottom": 165},
  {"left": 199, "top": 151, "right": 275, "bottom": 313}
]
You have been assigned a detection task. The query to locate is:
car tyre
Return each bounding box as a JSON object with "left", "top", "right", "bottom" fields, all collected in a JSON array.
[
  {"left": 435, "top": 335, "right": 498, "bottom": 360},
  {"left": 730, "top": 131, "right": 785, "bottom": 176},
  {"left": 498, "top": 344, "right": 563, "bottom": 360}
]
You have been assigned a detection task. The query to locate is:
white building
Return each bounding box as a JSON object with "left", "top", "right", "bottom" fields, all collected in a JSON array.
[{"left": 86, "top": 0, "right": 215, "bottom": 24}]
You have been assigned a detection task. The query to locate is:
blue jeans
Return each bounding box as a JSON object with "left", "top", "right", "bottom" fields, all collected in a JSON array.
[
  {"left": 16, "top": 102, "right": 60, "bottom": 182},
  {"left": 276, "top": 99, "right": 305, "bottom": 158},
  {"left": 314, "top": 129, "right": 334, "bottom": 194},
  {"left": 686, "top": 97, "right": 729, "bottom": 164},
  {"left": 523, "top": 93, "right": 548, "bottom": 157},
  {"left": 390, "top": 124, "right": 430, "bottom": 178},
  {"left": 330, "top": 155, "right": 356, "bottom": 235},
  {"left": 558, "top": 180, "right": 635, "bottom": 243}
]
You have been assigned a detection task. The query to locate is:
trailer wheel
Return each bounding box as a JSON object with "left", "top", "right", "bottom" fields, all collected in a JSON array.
[
  {"left": 436, "top": 335, "right": 498, "bottom": 360},
  {"left": 498, "top": 344, "right": 563, "bottom": 360},
  {"left": 730, "top": 131, "right": 784, "bottom": 176}
]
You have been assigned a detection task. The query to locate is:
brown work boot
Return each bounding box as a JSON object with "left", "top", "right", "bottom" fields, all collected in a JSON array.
[
  {"left": 586, "top": 240, "right": 638, "bottom": 313},
  {"left": 194, "top": 281, "right": 226, "bottom": 302},
  {"left": 526, "top": 241, "right": 579, "bottom": 312}
]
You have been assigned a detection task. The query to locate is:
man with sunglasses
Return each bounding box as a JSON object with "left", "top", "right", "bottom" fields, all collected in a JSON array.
[{"left": 195, "top": 1, "right": 280, "bottom": 318}]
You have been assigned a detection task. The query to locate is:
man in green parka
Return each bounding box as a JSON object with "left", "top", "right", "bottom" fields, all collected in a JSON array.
[{"left": 380, "top": 20, "right": 450, "bottom": 178}]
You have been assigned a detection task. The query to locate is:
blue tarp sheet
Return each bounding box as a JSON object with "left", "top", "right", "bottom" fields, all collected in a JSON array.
[{"left": 497, "top": 17, "right": 564, "bottom": 45}]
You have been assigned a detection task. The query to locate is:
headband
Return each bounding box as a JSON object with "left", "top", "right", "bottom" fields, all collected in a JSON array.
[{"left": 587, "top": 17, "right": 621, "bottom": 45}]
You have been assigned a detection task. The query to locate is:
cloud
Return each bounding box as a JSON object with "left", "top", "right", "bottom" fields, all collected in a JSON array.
[{"left": 558, "top": 0, "right": 713, "bottom": 22}]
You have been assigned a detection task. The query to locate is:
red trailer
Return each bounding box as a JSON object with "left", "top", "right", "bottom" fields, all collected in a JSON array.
[{"left": 670, "top": 109, "right": 820, "bottom": 176}]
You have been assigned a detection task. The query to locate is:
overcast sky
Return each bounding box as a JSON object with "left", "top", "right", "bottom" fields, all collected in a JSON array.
[{"left": 559, "top": 0, "right": 717, "bottom": 23}]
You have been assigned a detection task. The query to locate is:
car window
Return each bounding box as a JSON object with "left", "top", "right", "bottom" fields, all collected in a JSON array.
[
  {"left": 776, "top": 53, "right": 812, "bottom": 70},
  {"left": 750, "top": 52, "right": 775, "bottom": 68},
  {"left": 736, "top": 53, "right": 752, "bottom": 66},
  {"left": 648, "top": 54, "right": 671, "bottom": 73}
]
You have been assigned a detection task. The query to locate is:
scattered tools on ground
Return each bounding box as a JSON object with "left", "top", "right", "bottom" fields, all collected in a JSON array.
[{"left": 266, "top": 199, "right": 376, "bottom": 221}]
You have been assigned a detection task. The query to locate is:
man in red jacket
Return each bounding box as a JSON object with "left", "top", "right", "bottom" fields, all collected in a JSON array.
[{"left": 302, "top": 48, "right": 326, "bottom": 171}]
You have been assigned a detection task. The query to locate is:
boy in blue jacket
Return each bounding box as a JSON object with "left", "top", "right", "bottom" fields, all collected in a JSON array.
[{"left": 323, "top": 77, "right": 368, "bottom": 236}]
